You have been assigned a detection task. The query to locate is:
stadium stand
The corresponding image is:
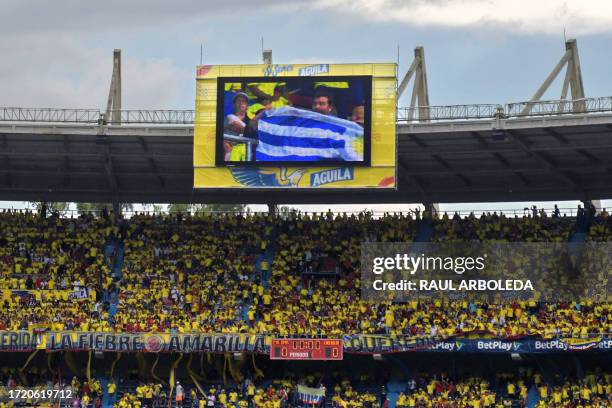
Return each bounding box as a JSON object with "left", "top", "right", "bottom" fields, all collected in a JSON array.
[
  {"left": 0, "top": 363, "right": 610, "bottom": 407},
  {"left": 0, "top": 210, "right": 116, "bottom": 333},
  {"left": 103, "top": 210, "right": 610, "bottom": 339},
  {"left": 0, "top": 208, "right": 610, "bottom": 408},
  {"left": 0, "top": 209, "right": 609, "bottom": 337}
]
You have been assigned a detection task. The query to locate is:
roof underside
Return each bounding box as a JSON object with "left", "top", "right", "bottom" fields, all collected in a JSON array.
[{"left": 1, "top": 114, "right": 611, "bottom": 204}]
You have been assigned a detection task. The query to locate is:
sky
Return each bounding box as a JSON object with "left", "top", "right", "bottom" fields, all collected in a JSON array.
[{"left": 1, "top": 0, "right": 611, "bottom": 213}]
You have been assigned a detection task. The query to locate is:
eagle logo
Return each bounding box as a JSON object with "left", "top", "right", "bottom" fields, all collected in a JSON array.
[{"left": 230, "top": 167, "right": 308, "bottom": 187}]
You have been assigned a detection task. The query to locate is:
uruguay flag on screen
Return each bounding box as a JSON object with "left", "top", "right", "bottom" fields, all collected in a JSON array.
[{"left": 256, "top": 106, "right": 364, "bottom": 162}]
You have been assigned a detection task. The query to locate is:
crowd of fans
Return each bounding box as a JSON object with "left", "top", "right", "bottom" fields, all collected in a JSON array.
[
  {"left": 114, "top": 213, "right": 269, "bottom": 334},
  {"left": 0, "top": 211, "right": 115, "bottom": 332},
  {"left": 256, "top": 211, "right": 609, "bottom": 338},
  {"left": 394, "top": 370, "right": 612, "bottom": 407},
  {"left": 0, "top": 363, "right": 610, "bottom": 408},
  {"left": 3, "top": 372, "right": 609, "bottom": 408},
  {"left": 0, "top": 369, "right": 104, "bottom": 407},
  {"left": 0, "top": 207, "right": 609, "bottom": 339}
]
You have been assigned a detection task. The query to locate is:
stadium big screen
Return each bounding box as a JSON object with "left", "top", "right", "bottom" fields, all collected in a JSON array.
[
  {"left": 217, "top": 76, "right": 371, "bottom": 166},
  {"left": 194, "top": 63, "right": 397, "bottom": 189}
]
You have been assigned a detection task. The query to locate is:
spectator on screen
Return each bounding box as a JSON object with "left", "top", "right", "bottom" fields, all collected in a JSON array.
[
  {"left": 351, "top": 105, "right": 365, "bottom": 126},
  {"left": 312, "top": 89, "right": 335, "bottom": 116},
  {"left": 225, "top": 92, "right": 250, "bottom": 162},
  {"left": 225, "top": 92, "right": 250, "bottom": 135}
]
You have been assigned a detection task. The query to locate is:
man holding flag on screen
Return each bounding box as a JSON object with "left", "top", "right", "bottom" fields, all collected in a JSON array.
[{"left": 311, "top": 88, "right": 335, "bottom": 116}]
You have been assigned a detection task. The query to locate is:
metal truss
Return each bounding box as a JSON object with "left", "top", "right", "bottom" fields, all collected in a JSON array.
[
  {"left": 0, "top": 39, "right": 610, "bottom": 125},
  {"left": 109, "top": 109, "right": 195, "bottom": 124},
  {"left": 522, "top": 39, "right": 585, "bottom": 115},
  {"left": 398, "top": 104, "right": 499, "bottom": 121},
  {"left": 507, "top": 97, "right": 612, "bottom": 117},
  {"left": 399, "top": 96, "right": 612, "bottom": 122},
  {"left": 398, "top": 46, "right": 430, "bottom": 122},
  {"left": 0, "top": 107, "right": 195, "bottom": 124},
  {"left": 0, "top": 107, "right": 101, "bottom": 123},
  {"left": 1, "top": 97, "right": 611, "bottom": 125}
]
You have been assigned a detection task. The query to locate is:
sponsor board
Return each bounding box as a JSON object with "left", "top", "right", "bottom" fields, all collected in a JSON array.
[
  {"left": 428, "top": 341, "right": 465, "bottom": 352},
  {"left": 0, "top": 332, "right": 609, "bottom": 354},
  {"left": 476, "top": 340, "right": 522, "bottom": 352},
  {"left": 299, "top": 64, "right": 330, "bottom": 76},
  {"left": 310, "top": 168, "right": 354, "bottom": 187},
  {"left": 533, "top": 339, "right": 568, "bottom": 351},
  {"left": 263, "top": 64, "right": 295, "bottom": 77}
]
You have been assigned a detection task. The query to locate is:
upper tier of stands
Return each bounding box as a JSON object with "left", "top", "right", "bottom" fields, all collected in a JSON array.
[{"left": 0, "top": 208, "right": 610, "bottom": 339}]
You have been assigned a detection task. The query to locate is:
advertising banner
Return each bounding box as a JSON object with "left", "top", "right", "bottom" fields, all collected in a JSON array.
[{"left": 0, "top": 332, "right": 608, "bottom": 354}]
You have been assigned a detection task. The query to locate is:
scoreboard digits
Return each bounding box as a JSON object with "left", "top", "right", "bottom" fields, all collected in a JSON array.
[{"left": 270, "top": 339, "right": 343, "bottom": 360}]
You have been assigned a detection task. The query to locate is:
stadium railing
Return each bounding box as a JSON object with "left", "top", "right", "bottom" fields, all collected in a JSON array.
[
  {"left": 398, "top": 96, "right": 612, "bottom": 122},
  {"left": 0, "top": 205, "right": 585, "bottom": 218},
  {"left": 1, "top": 96, "right": 611, "bottom": 124}
]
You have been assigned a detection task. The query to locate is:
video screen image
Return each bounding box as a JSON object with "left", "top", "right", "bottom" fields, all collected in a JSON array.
[{"left": 217, "top": 76, "right": 371, "bottom": 166}]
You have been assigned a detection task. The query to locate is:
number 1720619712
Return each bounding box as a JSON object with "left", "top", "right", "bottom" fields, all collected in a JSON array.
[{"left": 6, "top": 388, "right": 73, "bottom": 401}]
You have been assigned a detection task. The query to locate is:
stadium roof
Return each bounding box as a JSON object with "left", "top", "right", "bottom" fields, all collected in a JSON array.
[{"left": 1, "top": 108, "right": 611, "bottom": 205}]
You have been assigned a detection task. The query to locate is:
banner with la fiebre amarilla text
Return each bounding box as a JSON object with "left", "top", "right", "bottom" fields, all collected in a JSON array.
[
  {"left": 0, "top": 332, "right": 609, "bottom": 354},
  {"left": 361, "top": 242, "right": 611, "bottom": 302},
  {"left": 45, "top": 332, "right": 269, "bottom": 353}
]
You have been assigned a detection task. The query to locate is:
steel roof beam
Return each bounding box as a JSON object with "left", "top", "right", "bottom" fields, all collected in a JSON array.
[
  {"left": 470, "top": 131, "right": 489, "bottom": 147},
  {"left": 398, "top": 141, "right": 612, "bottom": 155},
  {"left": 396, "top": 164, "right": 610, "bottom": 176},
  {"left": 542, "top": 127, "right": 569, "bottom": 144},
  {"left": 431, "top": 154, "right": 471, "bottom": 187},
  {"left": 97, "top": 123, "right": 118, "bottom": 200},
  {"left": 505, "top": 129, "right": 581, "bottom": 189},
  {"left": 2, "top": 134, "right": 10, "bottom": 188},
  {"left": 4, "top": 141, "right": 612, "bottom": 158},
  {"left": 490, "top": 152, "right": 529, "bottom": 187},
  {"left": 137, "top": 136, "right": 166, "bottom": 188},
  {"left": 398, "top": 156, "right": 428, "bottom": 204},
  {"left": 575, "top": 149, "right": 612, "bottom": 174}
]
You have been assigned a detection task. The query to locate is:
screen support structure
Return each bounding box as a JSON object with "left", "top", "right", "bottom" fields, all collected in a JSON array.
[
  {"left": 520, "top": 39, "right": 599, "bottom": 210},
  {"left": 98, "top": 49, "right": 123, "bottom": 216},
  {"left": 522, "top": 39, "right": 585, "bottom": 115},
  {"left": 398, "top": 47, "right": 438, "bottom": 214},
  {"left": 398, "top": 46, "right": 430, "bottom": 122},
  {"left": 105, "top": 49, "right": 122, "bottom": 124},
  {"left": 263, "top": 49, "right": 276, "bottom": 213}
]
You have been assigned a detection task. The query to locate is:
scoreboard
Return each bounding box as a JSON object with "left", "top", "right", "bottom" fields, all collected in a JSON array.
[{"left": 270, "top": 339, "right": 343, "bottom": 360}]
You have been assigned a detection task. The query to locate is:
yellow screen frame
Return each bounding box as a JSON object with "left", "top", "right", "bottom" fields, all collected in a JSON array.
[{"left": 194, "top": 63, "right": 397, "bottom": 189}]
